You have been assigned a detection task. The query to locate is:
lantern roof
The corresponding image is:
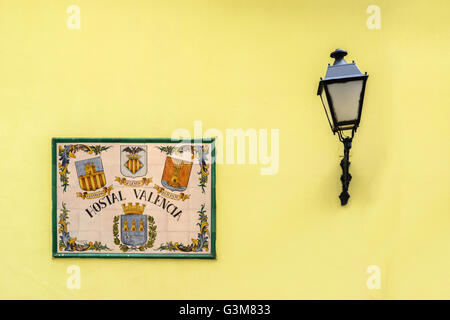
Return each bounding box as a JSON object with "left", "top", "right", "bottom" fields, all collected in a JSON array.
[{"left": 317, "top": 49, "right": 366, "bottom": 95}]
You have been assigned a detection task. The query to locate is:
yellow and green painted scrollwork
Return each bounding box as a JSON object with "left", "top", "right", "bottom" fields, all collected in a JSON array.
[
  {"left": 58, "top": 202, "right": 110, "bottom": 252},
  {"left": 157, "top": 204, "right": 209, "bottom": 252},
  {"left": 58, "top": 144, "right": 111, "bottom": 192}
]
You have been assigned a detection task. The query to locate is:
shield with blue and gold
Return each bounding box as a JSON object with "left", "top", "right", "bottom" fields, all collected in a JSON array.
[
  {"left": 75, "top": 157, "right": 106, "bottom": 191},
  {"left": 120, "top": 202, "right": 148, "bottom": 246}
]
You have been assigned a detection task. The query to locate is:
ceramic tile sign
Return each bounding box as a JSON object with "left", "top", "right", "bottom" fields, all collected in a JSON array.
[{"left": 52, "top": 138, "right": 216, "bottom": 258}]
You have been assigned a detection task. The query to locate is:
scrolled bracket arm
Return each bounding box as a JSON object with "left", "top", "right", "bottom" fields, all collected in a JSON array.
[{"left": 339, "top": 137, "right": 352, "bottom": 205}]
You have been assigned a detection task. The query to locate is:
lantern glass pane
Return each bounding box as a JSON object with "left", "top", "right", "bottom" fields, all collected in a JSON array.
[
  {"left": 320, "top": 89, "right": 334, "bottom": 130},
  {"left": 327, "top": 80, "right": 363, "bottom": 123}
]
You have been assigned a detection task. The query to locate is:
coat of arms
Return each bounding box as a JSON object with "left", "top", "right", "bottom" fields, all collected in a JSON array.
[
  {"left": 120, "top": 203, "right": 147, "bottom": 246},
  {"left": 75, "top": 157, "right": 106, "bottom": 191},
  {"left": 112, "top": 202, "right": 157, "bottom": 252},
  {"left": 161, "top": 146, "right": 193, "bottom": 192},
  {"left": 120, "top": 146, "right": 147, "bottom": 178}
]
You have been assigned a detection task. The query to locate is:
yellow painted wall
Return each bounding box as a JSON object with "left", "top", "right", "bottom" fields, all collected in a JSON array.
[{"left": 0, "top": 0, "right": 449, "bottom": 299}]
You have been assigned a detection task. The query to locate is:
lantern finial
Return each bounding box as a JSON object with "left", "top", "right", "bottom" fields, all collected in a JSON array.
[{"left": 330, "top": 49, "right": 348, "bottom": 65}]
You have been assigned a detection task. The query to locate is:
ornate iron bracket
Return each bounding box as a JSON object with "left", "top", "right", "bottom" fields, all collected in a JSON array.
[{"left": 339, "top": 137, "right": 352, "bottom": 205}]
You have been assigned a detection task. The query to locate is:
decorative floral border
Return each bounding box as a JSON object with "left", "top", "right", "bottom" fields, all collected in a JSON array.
[
  {"left": 58, "top": 202, "right": 110, "bottom": 252},
  {"left": 197, "top": 146, "right": 210, "bottom": 193},
  {"left": 113, "top": 215, "right": 157, "bottom": 252},
  {"left": 157, "top": 204, "right": 209, "bottom": 252},
  {"left": 58, "top": 144, "right": 111, "bottom": 192},
  {"left": 156, "top": 145, "right": 210, "bottom": 193}
]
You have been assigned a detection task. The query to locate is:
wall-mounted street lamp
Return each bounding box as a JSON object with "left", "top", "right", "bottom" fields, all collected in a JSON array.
[{"left": 317, "top": 49, "right": 369, "bottom": 205}]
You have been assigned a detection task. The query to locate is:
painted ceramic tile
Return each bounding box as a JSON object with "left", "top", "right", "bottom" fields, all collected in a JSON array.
[{"left": 52, "top": 138, "right": 216, "bottom": 258}]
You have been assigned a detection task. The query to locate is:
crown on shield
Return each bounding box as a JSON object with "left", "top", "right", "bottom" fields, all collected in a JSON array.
[
  {"left": 122, "top": 202, "right": 145, "bottom": 215},
  {"left": 126, "top": 153, "right": 141, "bottom": 160}
]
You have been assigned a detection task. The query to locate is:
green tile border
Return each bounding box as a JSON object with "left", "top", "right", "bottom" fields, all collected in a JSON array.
[{"left": 52, "top": 137, "right": 216, "bottom": 259}]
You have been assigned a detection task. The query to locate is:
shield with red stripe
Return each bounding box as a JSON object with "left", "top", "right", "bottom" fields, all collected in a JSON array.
[
  {"left": 75, "top": 157, "right": 106, "bottom": 191},
  {"left": 120, "top": 145, "right": 147, "bottom": 178}
]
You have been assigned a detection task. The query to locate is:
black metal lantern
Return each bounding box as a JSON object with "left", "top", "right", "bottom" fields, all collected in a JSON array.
[{"left": 317, "top": 49, "right": 369, "bottom": 205}]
